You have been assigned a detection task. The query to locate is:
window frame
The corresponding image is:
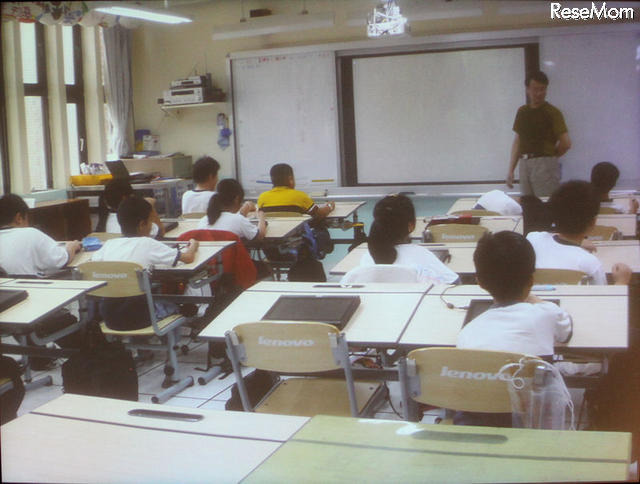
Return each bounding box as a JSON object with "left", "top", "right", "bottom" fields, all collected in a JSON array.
[
  {"left": 64, "top": 24, "right": 87, "bottom": 167},
  {"left": 22, "top": 22, "right": 53, "bottom": 189},
  {"left": 0, "top": 32, "right": 10, "bottom": 192}
]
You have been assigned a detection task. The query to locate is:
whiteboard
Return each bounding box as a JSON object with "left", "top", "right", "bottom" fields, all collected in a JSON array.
[
  {"left": 351, "top": 47, "right": 525, "bottom": 185},
  {"left": 539, "top": 31, "right": 640, "bottom": 185},
  {"left": 231, "top": 51, "right": 340, "bottom": 191}
]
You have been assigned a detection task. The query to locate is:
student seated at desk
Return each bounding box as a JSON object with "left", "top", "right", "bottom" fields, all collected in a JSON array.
[
  {"left": 257, "top": 163, "right": 334, "bottom": 219},
  {"left": 197, "top": 178, "right": 266, "bottom": 241},
  {"left": 359, "top": 195, "right": 459, "bottom": 284},
  {"left": 526, "top": 181, "right": 632, "bottom": 285},
  {"left": 0, "top": 194, "right": 84, "bottom": 369},
  {"left": 456, "top": 231, "right": 573, "bottom": 427},
  {"left": 591, "top": 161, "right": 639, "bottom": 214},
  {"left": 90, "top": 196, "right": 199, "bottom": 330},
  {"left": 257, "top": 163, "right": 334, "bottom": 266},
  {"left": 474, "top": 189, "right": 522, "bottom": 216},
  {"left": 98, "top": 179, "right": 164, "bottom": 238},
  {"left": 181, "top": 156, "right": 220, "bottom": 214}
]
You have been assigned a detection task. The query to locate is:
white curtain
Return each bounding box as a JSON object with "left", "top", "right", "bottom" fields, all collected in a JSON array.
[{"left": 102, "top": 24, "right": 132, "bottom": 157}]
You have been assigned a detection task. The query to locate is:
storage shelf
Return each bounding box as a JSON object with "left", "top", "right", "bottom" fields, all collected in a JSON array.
[{"left": 160, "top": 101, "right": 226, "bottom": 110}]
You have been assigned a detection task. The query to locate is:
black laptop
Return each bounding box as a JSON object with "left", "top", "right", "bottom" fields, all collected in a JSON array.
[
  {"left": 262, "top": 295, "right": 361, "bottom": 330},
  {"left": 462, "top": 299, "right": 560, "bottom": 327},
  {"left": 0, "top": 289, "right": 28, "bottom": 313},
  {"left": 105, "top": 160, "right": 153, "bottom": 184}
]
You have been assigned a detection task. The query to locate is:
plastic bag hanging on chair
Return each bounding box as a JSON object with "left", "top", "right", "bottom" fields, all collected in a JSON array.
[{"left": 498, "top": 356, "right": 575, "bottom": 430}]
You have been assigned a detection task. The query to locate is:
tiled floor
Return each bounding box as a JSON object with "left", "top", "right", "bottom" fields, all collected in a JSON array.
[{"left": 15, "top": 337, "right": 407, "bottom": 421}]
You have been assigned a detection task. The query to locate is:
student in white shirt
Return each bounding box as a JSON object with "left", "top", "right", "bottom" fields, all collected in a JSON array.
[
  {"left": 474, "top": 189, "right": 522, "bottom": 216},
  {"left": 181, "top": 156, "right": 220, "bottom": 214},
  {"left": 101, "top": 179, "right": 164, "bottom": 238},
  {"left": 197, "top": 178, "right": 266, "bottom": 241},
  {"left": 91, "top": 195, "right": 198, "bottom": 330},
  {"left": 0, "top": 194, "right": 83, "bottom": 369},
  {"left": 456, "top": 231, "right": 573, "bottom": 427},
  {"left": 526, "top": 180, "right": 631, "bottom": 285},
  {"left": 359, "top": 194, "right": 459, "bottom": 284},
  {"left": 591, "top": 161, "right": 639, "bottom": 214}
]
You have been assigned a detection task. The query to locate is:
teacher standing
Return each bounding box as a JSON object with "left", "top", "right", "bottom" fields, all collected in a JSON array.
[{"left": 506, "top": 71, "right": 571, "bottom": 197}]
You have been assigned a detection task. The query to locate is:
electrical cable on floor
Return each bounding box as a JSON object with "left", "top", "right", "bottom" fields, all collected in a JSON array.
[{"left": 383, "top": 382, "right": 403, "bottom": 419}]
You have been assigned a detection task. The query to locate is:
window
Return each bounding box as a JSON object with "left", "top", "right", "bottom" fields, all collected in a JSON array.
[
  {"left": 62, "top": 25, "right": 87, "bottom": 173},
  {"left": 20, "top": 22, "right": 52, "bottom": 190},
  {"left": 0, "top": 33, "right": 9, "bottom": 193}
]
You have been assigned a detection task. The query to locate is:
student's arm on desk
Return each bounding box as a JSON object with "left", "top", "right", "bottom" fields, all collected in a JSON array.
[
  {"left": 311, "top": 201, "right": 335, "bottom": 219},
  {"left": 65, "top": 241, "right": 82, "bottom": 264},
  {"left": 254, "top": 211, "right": 267, "bottom": 240},
  {"left": 528, "top": 293, "right": 573, "bottom": 344},
  {"left": 612, "top": 263, "right": 632, "bottom": 285},
  {"left": 179, "top": 239, "right": 199, "bottom": 264}
]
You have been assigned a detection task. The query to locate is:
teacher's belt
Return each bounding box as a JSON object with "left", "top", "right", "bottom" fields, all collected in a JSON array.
[{"left": 520, "top": 153, "right": 548, "bottom": 160}]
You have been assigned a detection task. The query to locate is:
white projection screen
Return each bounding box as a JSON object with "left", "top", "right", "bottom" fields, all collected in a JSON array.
[{"left": 351, "top": 47, "right": 526, "bottom": 185}]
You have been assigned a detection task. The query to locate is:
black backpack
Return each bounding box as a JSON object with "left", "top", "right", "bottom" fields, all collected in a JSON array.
[
  {"left": 62, "top": 338, "right": 138, "bottom": 402},
  {"left": 225, "top": 369, "right": 280, "bottom": 411}
]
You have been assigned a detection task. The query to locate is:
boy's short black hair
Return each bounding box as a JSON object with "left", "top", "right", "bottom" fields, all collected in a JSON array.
[
  {"left": 590, "top": 161, "right": 620, "bottom": 197},
  {"left": 474, "top": 231, "right": 536, "bottom": 302},
  {"left": 104, "top": 179, "right": 134, "bottom": 211},
  {"left": 549, "top": 180, "right": 600, "bottom": 235},
  {"left": 270, "top": 163, "right": 294, "bottom": 186},
  {"left": 192, "top": 156, "right": 220, "bottom": 184},
  {"left": 525, "top": 70, "right": 549, "bottom": 86},
  {"left": 117, "top": 195, "right": 152, "bottom": 237},
  {"left": 0, "top": 194, "right": 29, "bottom": 226}
]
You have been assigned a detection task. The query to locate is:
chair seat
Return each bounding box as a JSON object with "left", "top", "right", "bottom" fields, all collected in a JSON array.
[
  {"left": 0, "top": 378, "right": 13, "bottom": 397},
  {"left": 256, "top": 378, "right": 384, "bottom": 417},
  {"left": 99, "top": 314, "right": 182, "bottom": 337}
]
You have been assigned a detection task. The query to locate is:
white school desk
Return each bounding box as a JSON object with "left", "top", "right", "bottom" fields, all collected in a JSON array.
[
  {"left": 596, "top": 213, "right": 637, "bottom": 237},
  {"left": 411, "top": 216, "right": 522, "bottom": 240},
  {"left": 199, "top": 281, "right": 431, "bottom": 348},
  {"left": 446, "top": 197, "right": 638, "bottom": 236},
  {"left": 67, "top": 241, "right": 235, "bottom": 278},
  {"left": 447, "top": 197, "right": 481, "bottom": 214},
  {"left": 0, "top": 279, "right": 105, "bottom": 334},
  {"left": 329, "top": 242, "right": 475, "bottom": 277},
  {"left": 164, "top": 217, "right": 308, "bottom": 241},
  {"left": 1, "top": 393, "right": 309, "bottom": 484},
  {"left": 246, "top": 414, "right": 631, "bottom": 483},
  {"left": 330, "top": 240, "right": 640, "bottom": 277},
  {"left": 398, "top": 284, "right": 628, "bottom": 352}
]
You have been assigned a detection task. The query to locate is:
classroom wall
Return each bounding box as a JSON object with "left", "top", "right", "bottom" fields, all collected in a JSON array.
[{"left": 130, "top": 0, "right": 639, "bottom": 185}]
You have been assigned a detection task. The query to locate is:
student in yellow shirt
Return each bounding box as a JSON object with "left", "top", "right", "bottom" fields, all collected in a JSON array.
[{"left": 257, "top": 163, "right": 334, "bottom": 219}]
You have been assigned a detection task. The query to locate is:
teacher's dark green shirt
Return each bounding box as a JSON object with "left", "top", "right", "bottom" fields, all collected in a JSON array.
[{"left": 513, "top": 102, "right": 568, "bottom": 157}]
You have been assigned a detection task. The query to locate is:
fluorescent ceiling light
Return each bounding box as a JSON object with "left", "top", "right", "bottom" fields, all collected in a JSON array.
[
  {"left": 212, "top": 12, "right": 334, "bottom": 40},
  {"left": 94, "top": 5, "right": 192, "bottom": 24}
]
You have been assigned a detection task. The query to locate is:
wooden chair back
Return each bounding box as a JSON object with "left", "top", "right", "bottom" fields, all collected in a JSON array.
[
  {"left": 405, "top": 347, "right": 536, "bottom": 413},
  {"left": 450, "top": 209, "right": 500, "bottom": 216},
  {"left": 182, "top": 212, "right": 206, "bottom": 219},
  {"left": 229, "top": 322, "right": 341, "bottom": 373},
  {"left": 533, "top": 268, "right": 587, "bottom": 285},
  {"left": 427, "top": 224, "right": 488, "bottom": 243},
  {"left": 598, "top": 206, "right": 618, "bottom": 214},
  {"left": 587, "top": 225, "right": 620, "bottom": 241},
  {"left": 74, "top": 261, "right": 144, "bottom": 298}
]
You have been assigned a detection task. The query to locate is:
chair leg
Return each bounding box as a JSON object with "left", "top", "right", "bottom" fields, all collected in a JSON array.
[
  {"left": 151, "top": 329, "right": 193, "bottom": 404},
  {"left": 225, "top": 332, "right": 253, "bottom": 412},
  {"left": 399, "top": 357, "right": 419, "bottom": 422}
]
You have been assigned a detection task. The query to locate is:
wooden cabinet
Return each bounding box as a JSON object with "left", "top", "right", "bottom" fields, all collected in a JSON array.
[{"left": 29, "top": 198, "right": 91, "bottom": 241}]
